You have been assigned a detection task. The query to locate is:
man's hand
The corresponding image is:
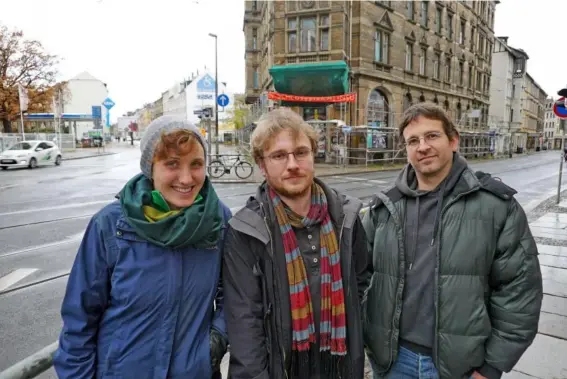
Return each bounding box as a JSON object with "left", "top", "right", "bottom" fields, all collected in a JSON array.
[
  {"left": 210, "top": 329, "right": 228, "bottom": 373},
  {"left": 471, "top": 371, "right": 488, "bottom": 379}
]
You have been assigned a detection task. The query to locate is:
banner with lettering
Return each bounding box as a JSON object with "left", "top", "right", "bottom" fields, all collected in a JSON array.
[{"left": 267, "top": 92, "right": 357, "bottom": 103}]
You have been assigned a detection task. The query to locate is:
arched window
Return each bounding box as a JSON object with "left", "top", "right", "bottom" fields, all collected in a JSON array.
[
  {"left": 456, "top": 102, "right": 462, "bottom": 124},
  {"left": 367, "top": 88, "right": 389, "bottom": 127},
  {"left": 433, "top": 96, "right": 439, "bottom": 105},
  {"left": 403, "top": 93, "right": 413, "bottom": 112},
  {"left": 419, "top": 94, "right": 425, "bottom": 102}
]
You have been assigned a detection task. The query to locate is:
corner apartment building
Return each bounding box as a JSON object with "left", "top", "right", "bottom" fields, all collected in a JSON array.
[
  {"left": 244, "top": 0, "right": 497, "bottom": 134},
  {"left": 544, "top": 98, "right": 558, "bottom": 149}
]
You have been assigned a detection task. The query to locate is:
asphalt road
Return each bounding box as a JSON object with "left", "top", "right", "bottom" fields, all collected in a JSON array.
[{"left": 0, "top": 149, "right": 565, "bottom": 377}]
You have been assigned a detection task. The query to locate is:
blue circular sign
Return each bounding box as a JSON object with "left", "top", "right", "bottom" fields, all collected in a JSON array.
[
  {"left": 554, "top": 97, "right": 567, "bottom": 119},
  {"left": 217, "top": 94, "right": 230, "bottom": 107}
]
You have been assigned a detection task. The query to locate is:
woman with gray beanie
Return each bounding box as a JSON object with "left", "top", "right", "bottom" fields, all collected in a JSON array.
[{"left": 53, "top": 115, "right": 231, "bottom": 379}]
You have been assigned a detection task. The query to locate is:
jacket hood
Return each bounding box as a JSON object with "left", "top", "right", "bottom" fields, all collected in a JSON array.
[{"left": 395, "top": 152, "right": 468, "bottom": 197}]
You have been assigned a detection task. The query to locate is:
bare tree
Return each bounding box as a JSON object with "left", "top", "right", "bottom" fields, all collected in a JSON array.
[{"left": 0, "top": 23, "right": 59, "bottom": 132}]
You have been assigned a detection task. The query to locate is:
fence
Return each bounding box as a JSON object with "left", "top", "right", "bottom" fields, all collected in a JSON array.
[{"left": 0, "top": 133, "right": 76, "bottom": 151}]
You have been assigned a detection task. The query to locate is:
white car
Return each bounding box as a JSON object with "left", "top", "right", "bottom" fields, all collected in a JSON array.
[{"left": 0, "top": 140, "right": 62, "bottom": 170}]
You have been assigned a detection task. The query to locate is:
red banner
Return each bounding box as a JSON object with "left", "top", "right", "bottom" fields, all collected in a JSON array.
[{"left": 267, "top": 92, "right": 357, "bottom": 103}]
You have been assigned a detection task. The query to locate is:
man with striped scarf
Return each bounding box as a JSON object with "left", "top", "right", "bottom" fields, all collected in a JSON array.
[{"left": 224, "top": 107, "right": 370, "bottom": 379}]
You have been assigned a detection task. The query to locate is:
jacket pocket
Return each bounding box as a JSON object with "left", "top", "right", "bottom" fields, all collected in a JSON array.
[
  {"left": 363, "top": 272, "right": 393, "bottom": 374},
  {"left": 253, "top": 261, "right": 273, "bottom": 358}
]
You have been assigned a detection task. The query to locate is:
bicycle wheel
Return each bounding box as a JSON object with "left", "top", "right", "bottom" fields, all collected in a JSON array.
[
  {"left": 208, "top": 160, "right": 226, "bottom": 178},
  {"left": 234, "top": 161, "right": 253, "bottom": 179}
]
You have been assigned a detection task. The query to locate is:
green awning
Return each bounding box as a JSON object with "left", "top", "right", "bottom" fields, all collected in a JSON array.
[{"left": 269, "top": 61, "right": 350, "bottom": 97}]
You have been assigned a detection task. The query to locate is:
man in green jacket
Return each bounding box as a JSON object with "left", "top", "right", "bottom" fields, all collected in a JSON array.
[{"left": 362, "top": 103, "right": 543, "bottom": 379}]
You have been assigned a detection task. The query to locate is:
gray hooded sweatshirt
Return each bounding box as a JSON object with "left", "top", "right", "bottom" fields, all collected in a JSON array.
[{"left": 396, "top": 153, "right": 467, "bottom": 355}]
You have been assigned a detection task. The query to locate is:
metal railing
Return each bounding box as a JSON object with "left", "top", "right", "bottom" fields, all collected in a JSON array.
[
  {"left": 0, "top": 342, "right": 58, "bottom": 379},
  {"left": 0, "top": 206, "right": 371, "bottom": 378}
]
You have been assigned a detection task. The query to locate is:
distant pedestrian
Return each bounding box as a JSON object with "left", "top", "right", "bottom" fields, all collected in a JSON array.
[
  {"left": 53, "top": 115, "right": 231, "bottom": 379},
  {"left": 362, "top": 103, "right": 543, "bottom": 379}
]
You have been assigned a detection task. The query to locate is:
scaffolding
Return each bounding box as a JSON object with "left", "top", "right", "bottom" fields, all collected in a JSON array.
[{"left": 237, "top": 98, "right": 503, "bottom": 166}]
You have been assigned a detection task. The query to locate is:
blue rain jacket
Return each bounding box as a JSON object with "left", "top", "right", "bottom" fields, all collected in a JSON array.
[{"left": 53, "top": 200, "right": 231, "bottom": 379}]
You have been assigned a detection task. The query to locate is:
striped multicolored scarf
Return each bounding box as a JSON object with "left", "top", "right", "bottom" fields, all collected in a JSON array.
[{"left": 269, "top": 183, "right": 347, "bottom": 379}]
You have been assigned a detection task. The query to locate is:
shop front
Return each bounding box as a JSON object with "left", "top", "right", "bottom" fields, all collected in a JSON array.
[{"left": 268, "top": 61, "right": 356, "bottom": 162}]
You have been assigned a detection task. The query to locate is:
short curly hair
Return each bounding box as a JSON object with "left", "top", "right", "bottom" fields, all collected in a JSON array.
[{"left": 250, "top": 107, "right": 318, "bottom": 164}]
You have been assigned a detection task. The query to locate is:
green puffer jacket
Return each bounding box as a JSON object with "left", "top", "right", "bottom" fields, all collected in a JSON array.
[{"left": 361, "top": 167, "right": 543, "bottom": 379}]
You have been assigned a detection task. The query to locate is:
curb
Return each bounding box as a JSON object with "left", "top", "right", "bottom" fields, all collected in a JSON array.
[
  {"left": 62, "top": 152, "right": 117, "bottom": 161},
  {"left": 210, "top": 155, "right": 534, "bottom": 184}
]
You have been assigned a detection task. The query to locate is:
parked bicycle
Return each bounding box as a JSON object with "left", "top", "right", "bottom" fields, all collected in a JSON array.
[{"left": 208, "top": 154, "right": 254, "bottom": 179}]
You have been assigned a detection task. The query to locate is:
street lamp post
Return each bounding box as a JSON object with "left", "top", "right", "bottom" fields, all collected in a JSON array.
[{"left": 208, "top": 32, "right": 219, "bottom": 156}]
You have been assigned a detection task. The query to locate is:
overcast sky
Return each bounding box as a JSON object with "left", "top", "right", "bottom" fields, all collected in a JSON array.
[{"left": 1, "top": 0, "right": 564, "bottom": 120}]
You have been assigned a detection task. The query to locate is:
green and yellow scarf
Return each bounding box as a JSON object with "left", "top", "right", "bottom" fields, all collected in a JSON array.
[{"left": 119, "top": 173, "right": 222, "bottom": 249}]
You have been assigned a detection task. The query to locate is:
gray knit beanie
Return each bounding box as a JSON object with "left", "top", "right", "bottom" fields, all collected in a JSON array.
[{"left": 139, "top": 115, "right": 207, "bottom": 178}]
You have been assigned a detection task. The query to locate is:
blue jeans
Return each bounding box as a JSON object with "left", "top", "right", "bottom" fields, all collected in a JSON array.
[{"left": 385, "top": 346, "right": 439, "bottom": 379}]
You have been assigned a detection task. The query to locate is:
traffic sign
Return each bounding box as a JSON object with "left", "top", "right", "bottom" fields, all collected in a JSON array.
[
  {"left": 102, "top": 98, "right": 115, "bottom": 110},
  {"left": 196, "top": 74, "right": 216, "bottom": 93},
  {"left": 92, "top": 106, "right": 102, "bottom": 119},
  {"left": 217, "top": 94, "right": 230, "bottom": 107},
  {"left": 553, "top": 97, "right": 567, "bottom": 119}
]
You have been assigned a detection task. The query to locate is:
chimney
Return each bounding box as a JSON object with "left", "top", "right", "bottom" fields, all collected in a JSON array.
[{"left": 499, "top": 36, "right": 508, "bottom": 44}]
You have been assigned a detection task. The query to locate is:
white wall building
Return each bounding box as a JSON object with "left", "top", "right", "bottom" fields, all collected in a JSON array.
[
  {"left": 185, "top": 72, "right": 234, "bottom": 141},
  {"left": 544, "top": 98, "right": 557, "bottom": 149},
  {"left": 162, "top": 81, "right": 189, "bottom": 119},
  {"left": 61, "top": 72, "right": 111, "bottom": 139},
  {"left": 489, "top": 37, "right": 529, "bottom": 154}
]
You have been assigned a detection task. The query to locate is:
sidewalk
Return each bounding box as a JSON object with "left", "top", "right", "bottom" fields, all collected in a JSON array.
[
  {"left": 61, "top": 141, "right": 140, "bottom": 161},
  {"left": 502, "top": 199, "right": 567, "bottom": 379}
]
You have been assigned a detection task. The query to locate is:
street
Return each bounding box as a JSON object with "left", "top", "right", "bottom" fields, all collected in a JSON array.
[{"left": 0, "top": 149, "right": 566, "bottom": 378}]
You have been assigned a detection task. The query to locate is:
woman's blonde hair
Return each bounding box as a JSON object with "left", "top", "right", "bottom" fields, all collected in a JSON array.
[{"left": 250, "top": 107, "right": 318, "bottom": 164}]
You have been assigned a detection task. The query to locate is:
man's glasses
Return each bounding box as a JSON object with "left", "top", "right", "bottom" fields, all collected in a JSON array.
[
  {"left": 263, "top": 147, "right": 313, "bottom": 165},
  {"left": 404, "top": 131, "right": 443, "bottom": 149}
]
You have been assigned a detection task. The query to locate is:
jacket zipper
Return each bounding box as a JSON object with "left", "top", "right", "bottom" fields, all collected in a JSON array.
[
  {"left": 259, "top": 202, "right": 289, "bottom": 379},
  {"left": 372, "top": 194, "right": 406, "bottom": 375},
  {"left": 432, "top": 187, "right": 478, "bottom": 370}
]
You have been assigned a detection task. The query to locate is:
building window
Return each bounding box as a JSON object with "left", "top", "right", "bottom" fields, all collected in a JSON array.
[
  {"left": 419, "top": 47, "right": 426, "bottom": 75},
  {"left": 253, "top": 69, "right": 259, "bottom": 89},
  {"left": 367, "top": 88, "right": 389, "bottom": 127},
  {"left": 459, "top": 61, "right": 464, "bottom": 85},
  {"left": 406, "top": 42, "right": 413, "bottom": 71},
  {"left": 459, "top": 20, "right": 466, "bottom": 44},
  {"left": 456, "top": 103, "right": 462, "bottom": 123},
  {"left": 435, "top": 6, "right": 442, "bottom": 34},
  {"left": 420, "top": 1, "right": 428, "bottom": 27},
  {"left": 320, "top": 15, "right": 329, "bottom": 50},
  {"left": 470, "top": 26, "right": 476, "bottom": 51},
  {"left": 252, "top": 0, "right": 257, "bottom": 11},
  {"left": 300, "top": 17, "right": 317, "bottom": 52},
  {"left": 407, "top": 1, "right": 414, "bottom": 20},
  {"left": 252, "top": 28, "right": 258, "bottom": 50},
  {"left": 476, "top": 70, "right": 482, "bottom": 91},
  {"left": 447, "top": 13, "right": 453, "bottom": 39},
  {"left": 403, "top": 93, "right": 413, "bottom": 111},
  {"left": 468, "top": 66, "right": 474, "bottom": 88},
  {"left": 374, "top": 29, "right": 390, "bottom": 63},
  {"left": 513, "top": 58, "right": 525, "bottom": 74},
  {"left": 445, "top": 57, "right": 451, "bottom": 81},
  {"left": 287, "top": 19, "right": 297, "bottom": 52},
  {"left": 433, "top": 53, "right": 440, "bottom": 79}
]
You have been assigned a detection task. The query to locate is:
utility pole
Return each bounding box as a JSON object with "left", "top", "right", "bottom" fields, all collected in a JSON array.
[
  {"left": 208, "top": 33, "right": 219, "bottom": 156},
  {"left": 557, "top": 118, "right": 566, "bottom": 204}
]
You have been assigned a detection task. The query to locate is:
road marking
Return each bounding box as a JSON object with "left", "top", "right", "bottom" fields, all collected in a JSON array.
[
  {"left": 0, "top": 233, "right": 84, "bottom": 259},
  {"left": 0, "top": 268, "right": 38, "bottom": 292},
  {"left": 0, "top": 200, "right": 109, "bottom": 217},
  {"left": 336, "top": 176, "right": 388, "bottom": 185}
]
